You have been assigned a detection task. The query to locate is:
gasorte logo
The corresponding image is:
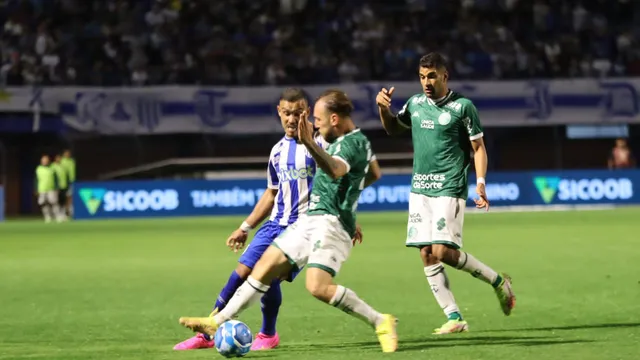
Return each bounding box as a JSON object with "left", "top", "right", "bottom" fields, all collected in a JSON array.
[
  {"left": 412, "top": 173, "right": 446, "bottom": 190},
  {"left": 420, "top": 119, "right": 434, "bottom": 129}
]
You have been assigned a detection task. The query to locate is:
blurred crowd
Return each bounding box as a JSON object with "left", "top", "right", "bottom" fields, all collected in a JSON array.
[{"left": 0, "top": 0, "right": 639, "bottom": 86}]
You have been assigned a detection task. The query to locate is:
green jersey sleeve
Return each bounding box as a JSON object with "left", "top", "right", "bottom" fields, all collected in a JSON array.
[
  {"left": 332, "top": 138, "right": 369, "bottom": 173},
  {"left": 462, "top": 100, "right": 484, "bottom": 140},
  {"left": 396, "top": 100, "right": 412, "bottom": 128}
]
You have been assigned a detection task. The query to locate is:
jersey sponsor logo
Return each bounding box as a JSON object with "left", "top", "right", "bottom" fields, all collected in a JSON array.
[
  {"left": 438, "top": 112, "right": 452, "bottom": 125},
  {"left": 445, "top": 101, "right": 462, "bottom": 113},
  {"left": 412, "top": 95, "right": 426, "bottom": 105},
  {"left": 420, "top": 120, "right": 435, "bottom": 129},
  {"left": 412, "top": 173, "right": 446, "bottom": 190},
  {"left": 534, "top": 176, "right": 633, "bottom": 203},
  {"left": 278, "top": 165, "right": 315, "bottom": 181},
  {"left": 409, "top": 213, "right": 422, "bottom": 223}
]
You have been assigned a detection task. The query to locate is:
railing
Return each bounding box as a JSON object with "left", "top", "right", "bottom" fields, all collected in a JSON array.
[{"left": 97, "top": 153, "right": 416, "bottom": 180}]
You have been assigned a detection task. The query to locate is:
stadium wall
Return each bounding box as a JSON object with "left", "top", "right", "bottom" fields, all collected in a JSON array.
[{"left": 72, "top": 169, "right": 638, "bottom": 220}]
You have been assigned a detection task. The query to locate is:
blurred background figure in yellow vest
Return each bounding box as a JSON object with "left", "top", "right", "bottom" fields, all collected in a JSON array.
[
  {"left": 60, "top": 149, "right": 76, "bottom": 218},
  {"left": 52, "top": 154, "right": 69, "bottom": 222},
  {"left": 35, "top": 155, "right": 62, "bottom": 223}
]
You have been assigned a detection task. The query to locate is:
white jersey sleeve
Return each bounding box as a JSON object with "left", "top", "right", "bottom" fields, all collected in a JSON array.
[
  {"left": 314, "top": 133, "right": 330, "bottom": 150},
  {"left": 267, "top": 145, "right": 280, "bottom": 190}
]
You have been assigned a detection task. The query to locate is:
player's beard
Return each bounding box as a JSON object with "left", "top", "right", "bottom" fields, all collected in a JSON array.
[{"left": 321, "top": 129, "right": 338, "bottom": 143}]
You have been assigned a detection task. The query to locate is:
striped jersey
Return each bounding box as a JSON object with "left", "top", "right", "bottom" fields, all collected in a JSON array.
[{"left": 267, "top": 134, "right": 329, "bottom": 226}]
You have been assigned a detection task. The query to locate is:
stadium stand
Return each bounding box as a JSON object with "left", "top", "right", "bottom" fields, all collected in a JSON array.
[{"left": 1, "top": 0, "right": 639, "bottom": 86}]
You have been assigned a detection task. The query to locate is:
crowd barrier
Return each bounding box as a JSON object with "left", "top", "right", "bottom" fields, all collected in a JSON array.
[{"left": 71, "top": 169, "right": 638, "bottom": 220}]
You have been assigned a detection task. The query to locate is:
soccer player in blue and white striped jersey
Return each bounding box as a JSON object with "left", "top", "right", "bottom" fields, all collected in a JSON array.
[{"left": 174, "top": 88, "right": 335, "bottom": 351}]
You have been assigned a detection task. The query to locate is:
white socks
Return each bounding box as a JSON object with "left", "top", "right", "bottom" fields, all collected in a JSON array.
[
  {"left": 42, "top": 205, "right": 52, "bottom": 222},
  {"left": 425, "top": 264, "right": 460, "bottom": 317},
  {"left": 214, "top": 276, "right": 269, "bottom": 324},
  {"left": 213, "top": 278, "right": 385, "bottom": 329},
  {"left": 457, "top": 251, "right": 501, "bottom": 287},
  {"left": 329, "top": 285, "right": 384, "bottom": 327}
]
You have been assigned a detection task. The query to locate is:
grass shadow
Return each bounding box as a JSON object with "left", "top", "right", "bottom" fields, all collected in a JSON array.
[
  {"left": 480, "top": 322, "right": 640, "bottom": 333},
  {"left": 277, "top": 335, "right": 594, "bottom": 353}
]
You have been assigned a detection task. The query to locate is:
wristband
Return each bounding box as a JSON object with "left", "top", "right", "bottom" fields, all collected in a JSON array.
[
  {"left": 476, "top": 177, "right": 486, "bottom": 185},
  {"left": 240, "top": 221, "right": 253, "bottom": 233}
]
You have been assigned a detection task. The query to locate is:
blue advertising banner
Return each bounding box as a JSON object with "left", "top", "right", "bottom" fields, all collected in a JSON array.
[{"left": 72, "top": 169, "right": 639, "bottom": 220}]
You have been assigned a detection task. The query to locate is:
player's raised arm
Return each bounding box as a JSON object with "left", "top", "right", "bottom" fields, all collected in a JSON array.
[
  {"left": 298, "top": 111, "right": 349, "bottom": 179},
  {"left": 377, "top": 87, "right": 408, "bottom": 136}
]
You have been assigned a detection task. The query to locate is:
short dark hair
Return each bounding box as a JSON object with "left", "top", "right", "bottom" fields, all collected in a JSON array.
[
  {"left": 317, "top": 89, "right": 354, "bottom": 118},
  {"left": 280, "top": 88, "right": 307, "bottom": 103},
  {"left": 419, "top": 52, "right": 448, "bottom": 70}
]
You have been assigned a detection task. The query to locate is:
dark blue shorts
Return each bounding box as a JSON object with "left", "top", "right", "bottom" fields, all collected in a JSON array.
[{"left": 238, "top": 220, "right": 301, "bottom": 282}]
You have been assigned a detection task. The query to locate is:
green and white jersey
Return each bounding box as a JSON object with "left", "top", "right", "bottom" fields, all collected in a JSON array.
[
  {"left": 308, "top": 129, "right": 373, "bottom": 237},
  {"left": 397, "top": 90, "right": 483, "bottom": 199}
]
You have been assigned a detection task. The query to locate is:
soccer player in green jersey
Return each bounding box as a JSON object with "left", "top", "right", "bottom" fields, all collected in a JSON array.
[
  {"left": 179, "top": 90, "right": 399, "bottom": 353},
  {"left": 376, "top": 52, "right": 516, "bottom": 334}
]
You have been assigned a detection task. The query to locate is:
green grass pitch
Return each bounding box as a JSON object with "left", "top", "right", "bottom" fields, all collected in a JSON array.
[{"left": 1, "top": 209, "right": 639, "bottom": 360}]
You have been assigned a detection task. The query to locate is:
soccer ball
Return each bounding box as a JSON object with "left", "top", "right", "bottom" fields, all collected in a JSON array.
[{"left": 214, "top": 320, "right": 253, "bottom": 357}]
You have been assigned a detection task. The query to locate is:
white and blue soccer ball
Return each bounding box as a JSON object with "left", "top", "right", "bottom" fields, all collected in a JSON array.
[{"left": 214, "top": 320, "right": 253, "bottom": 358}]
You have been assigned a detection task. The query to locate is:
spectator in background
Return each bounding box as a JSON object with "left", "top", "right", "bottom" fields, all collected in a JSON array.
[{"left": 608, "top": 138, "right": 636, "bottom": 170}]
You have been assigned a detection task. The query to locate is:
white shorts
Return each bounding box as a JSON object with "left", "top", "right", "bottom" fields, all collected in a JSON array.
[
  {"left": 405, "top": 193, "right": 465, "bottom": 249},
  {"left": 38, "top": 191, "right": 58, "bottom": 206},
  {"left": 273, "top": 214, "right": 352, "bottom": 277}
]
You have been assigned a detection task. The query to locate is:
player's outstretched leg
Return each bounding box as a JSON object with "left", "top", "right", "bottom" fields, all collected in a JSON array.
[
  {"left": 305, "top": 267, "right": 398, "bottom": 353},
  {"left": 173, "top": 266, "right": 248, "bottom": 350},
  {"left": 432, "top": 245, "right": 516, "bottom": 316},
  {"left": 421, "top": 247, "right": 468, "bottom": 335},
  {"left": 179, "top": 246, "right": 292, "bottom": 338},
  {"left": 251, "top": 278, "right": 282, "bottom": 350}
]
